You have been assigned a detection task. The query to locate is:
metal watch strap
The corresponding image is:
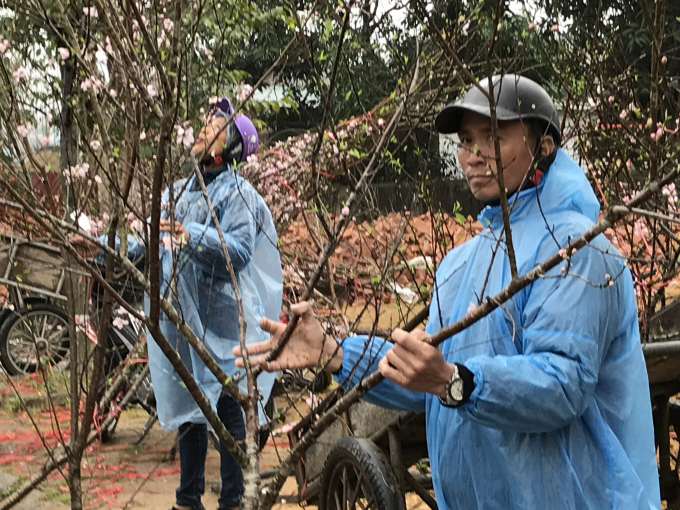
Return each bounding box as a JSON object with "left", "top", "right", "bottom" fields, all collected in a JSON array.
[{"left": 439, "top": 363, "right": 464, "bottom": 408}]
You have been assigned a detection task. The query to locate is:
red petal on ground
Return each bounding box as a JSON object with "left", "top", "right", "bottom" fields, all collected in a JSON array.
[{"left": 0, "top": 454, "right": 34, "bottom": 464}]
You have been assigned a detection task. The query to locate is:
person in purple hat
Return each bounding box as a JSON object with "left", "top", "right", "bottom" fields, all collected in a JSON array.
[
  {"left": 152, "top": 97, "right": 282, "bottom": 510},
  {"left": 83, "top": 97, "right": 282, "bottom": 510}
]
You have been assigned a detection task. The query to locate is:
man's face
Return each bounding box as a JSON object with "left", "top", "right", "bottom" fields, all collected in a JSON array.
[
  {"left": 456, "top": 111, "right": 535, "bottom": 202},
  {"left": 191, "top": 115, "right": 227, "bottom": 159}
]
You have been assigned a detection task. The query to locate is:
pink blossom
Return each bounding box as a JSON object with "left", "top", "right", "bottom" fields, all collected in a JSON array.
[
  {"left": 112, "top": 316, "right": 129, "bottom": 329},
  {"left": 237, "top": 84, "right": 253, "bottom": 101},
  {"left": 377, "top": 118, "right": 385, "bottom": 128},
  {"left": 130, "top": 219, "right": 143, "bottom": 233},
  {"left": 109, "top": 89, "right": 117, "bottom": 98},
  {"left": 656, "top": 127, "right": 664, "bottom": 138},
  {"left": 146, "top": 83, "right": 157, "bottom": 98},
  {"left": 304, "top": 394, "right": 320, "bottom": 408},
  {"left": 461, "top": 20, "right": 470, "bottom": 36},
  {"left": 661, "top": 55, "right": 668, "bottom": 65},
  {"left": 81, "top": 77, "right": 92, "bottom": 91},
  {"left": 76, "top": 163, "right": 89, "bottom": 178},
  {"left": 90, "top": 140, "right": 101, "bottom": 151},
  {"left": 16, "top": 124, "right": 28, "bottom": 138},
  {"left": 163, "top": 18, "right": 174, "bottom": 31},
  {"left": 12, "top": 66, "right": 27, "bottom": 84},
  {"left": 528, "top": 22, "right": 535, "bottom": 30},
  {"left": 0, "top": 39, "right": 9, "bottom": 55},
  {"left": 40, "top": 136, "right": 49, "bottom": 147},
  {"left": 467, "top": 302, "right": 475, "bottom": 314},
  {"left": 57, "top": 47, "right": 70, "bottom": 60},
  {"left": 558, "top": 248, "right": 567, "bottom": 258},
  {"left": 619, "top": 109, "right": 627, "bottom": 119},
  {"left": 341, "top": 206, "right": 350, "bottom": 216},
  {"left": 177, "top": 126, "right": 194, "bottom": 149},
  {"left": 94, "top": 175, "right": 102, "bottom": 184},
  {"left": 83, "top": 6, "right": 98, "bottom": 17},
  {"left": 273, "top": 421, "right": 299, "bottom": 436},
  {"left": 517, "top": 41, "right": 523, "bottom": 47},
  {"left": 139, "top": 131, "right": 147, "bottom": 141},
  {"left": 629, "top": 136, "right": 636, "bottom": 144},
  {"left": 551, "top": 24, "right": 559, "bottom": 32}
]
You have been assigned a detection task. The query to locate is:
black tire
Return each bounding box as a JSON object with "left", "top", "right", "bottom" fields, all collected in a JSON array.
[
  {"left": 98, "top": 330, "right": 150, "bottom": 443},
  {"left": 0, "top": 303, "right": 70, "bottom": 376},
  {"left": 319, "top": 437, "right": 404, "bottom": 510},
  {"left": 258, "top": 395, "right": 278, "bottom": 451},
  {"left": 99, "top": 406, "right": 120, "bottom": 443}
]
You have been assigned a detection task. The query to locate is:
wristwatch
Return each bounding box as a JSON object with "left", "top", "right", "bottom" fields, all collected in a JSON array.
[{"left": 439, "top": 364, "right": 465, "bottom": 408}]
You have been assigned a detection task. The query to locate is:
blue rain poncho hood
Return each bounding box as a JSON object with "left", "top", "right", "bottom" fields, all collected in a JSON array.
[
  {"left": 337, "top": 149, "right": 660, "bottom": 509},
  {"left": 103, "top": 166, "right": 282, "bottom": 430}
]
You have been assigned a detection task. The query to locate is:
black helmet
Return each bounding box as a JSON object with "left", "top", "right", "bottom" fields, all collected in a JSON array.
[{"left": 435, "top": 74, "right": 561, "bottom": 146}]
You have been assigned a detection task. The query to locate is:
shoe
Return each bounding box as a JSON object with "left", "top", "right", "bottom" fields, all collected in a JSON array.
[{"left": 169, "top": 503, "right": 206, "bottom": 510}]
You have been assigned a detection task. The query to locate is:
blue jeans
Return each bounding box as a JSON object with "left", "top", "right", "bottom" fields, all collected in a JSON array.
[{"left": 176, "top": 394, "right": 245, "bottom": 510}]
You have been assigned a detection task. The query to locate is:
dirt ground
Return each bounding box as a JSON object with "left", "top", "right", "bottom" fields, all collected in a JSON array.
[
  {"left": 0, "top": 402, "right": 303, "bottom": 510},
  {"left": 0, "top": 400, "right": 431, "bottom": 510}
]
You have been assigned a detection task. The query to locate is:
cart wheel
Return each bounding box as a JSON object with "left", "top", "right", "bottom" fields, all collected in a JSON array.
[
  {"left": 320, "top": 437, "right": 404, "bottom": 510},
  {"left": 0, "top": 303, "right": 70, "bottom": 376},
  {"left": 258, "top": 394, "right": 278, "bottom": 451},
  {"left": 99, "top": 405, "right": 120, "bottom": 443}
]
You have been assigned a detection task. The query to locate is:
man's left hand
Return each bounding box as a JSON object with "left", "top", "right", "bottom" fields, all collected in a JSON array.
[
  {"left": 378, "top": 328, "right": 455, "bottom": 399},
  {"left": 159, "top": 219, "right": 190, "bottom": 243}
]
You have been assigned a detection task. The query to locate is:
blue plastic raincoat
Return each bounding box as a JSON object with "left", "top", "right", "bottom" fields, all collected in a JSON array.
[
  {"left": 103, "top": 166, "right": 282, "bottom": 430},
  {"left": 337, "top": 149, "right": 660, "bottom": 509}
]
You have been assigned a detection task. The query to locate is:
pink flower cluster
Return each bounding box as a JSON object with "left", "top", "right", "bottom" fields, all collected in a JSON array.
[{"left": 240, "top": 113, "right": 379, "bottom": 232}]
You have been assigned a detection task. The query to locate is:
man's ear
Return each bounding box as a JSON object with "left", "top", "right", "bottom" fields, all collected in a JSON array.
[{"left": 540, "top": 135, "right": 555, "bottom": 156}]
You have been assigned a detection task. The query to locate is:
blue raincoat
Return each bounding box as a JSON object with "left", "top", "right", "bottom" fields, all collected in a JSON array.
[
  {"left": 102, "top": 166, "right": 282, "bottom": 430},
  {"left": 336, "top": 150, "right": 660, "bottom": 509}
]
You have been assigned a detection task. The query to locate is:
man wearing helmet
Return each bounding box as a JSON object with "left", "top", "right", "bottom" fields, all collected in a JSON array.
[{"left": 236, "top": 75, "right": 660, "bottom": 509}]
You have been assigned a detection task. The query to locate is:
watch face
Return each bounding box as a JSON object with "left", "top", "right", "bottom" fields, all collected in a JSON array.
[{"left": 449, "top": 378, "right": 464, "bottom": 402}]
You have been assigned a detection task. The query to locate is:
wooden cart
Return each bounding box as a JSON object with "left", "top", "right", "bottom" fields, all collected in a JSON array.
[
  {"left": 288, "top": 391, "right": 435, "bottom": 510},
  {"left": 644, "top": 298, "right": 680, "bottom": 509},
  {"left": 0, "top": 233, "right": 84, "bottom": 374}
]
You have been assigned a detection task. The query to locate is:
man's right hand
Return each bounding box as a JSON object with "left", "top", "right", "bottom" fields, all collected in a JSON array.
[{"left": 233, "top": 301, "right": 343, "bottom": 373}]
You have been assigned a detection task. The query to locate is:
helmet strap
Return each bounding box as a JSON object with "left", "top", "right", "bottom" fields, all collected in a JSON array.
[
  {"left": 522, "top": 139, "right": 557, "bottom": 190},
  {"left": 198, "top": 141, "right": 242, "bottom": 169}
]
